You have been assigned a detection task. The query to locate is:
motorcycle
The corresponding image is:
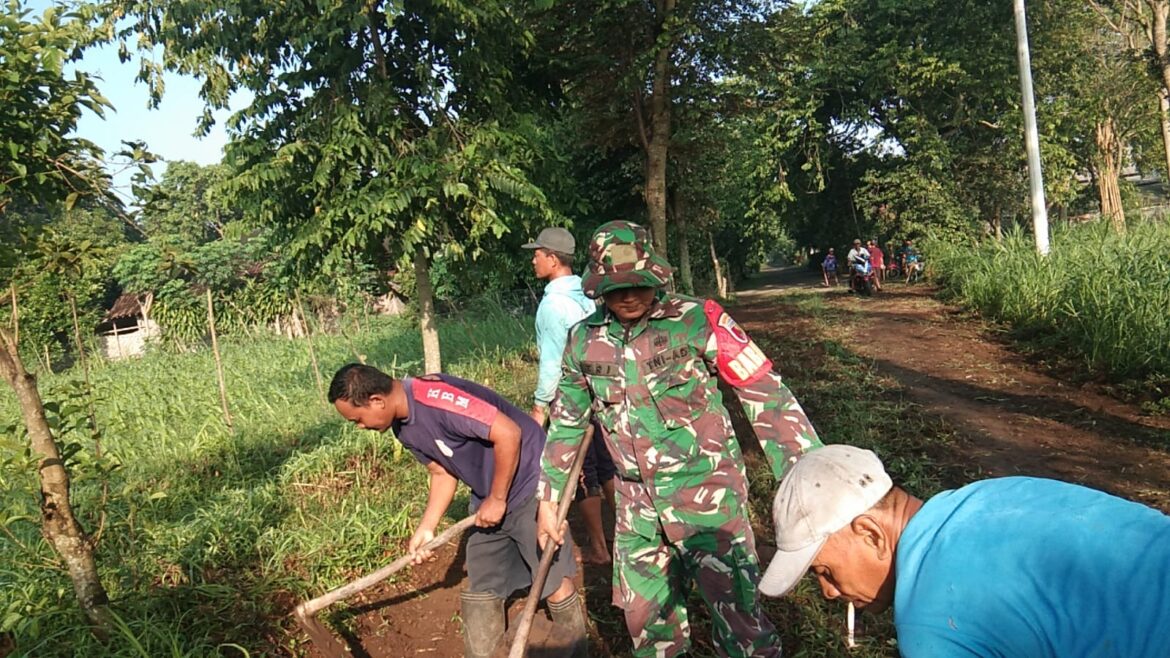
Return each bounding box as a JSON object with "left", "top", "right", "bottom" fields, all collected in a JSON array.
[{"left": 850, "top": 259, "right": 877, "bottom": 296}]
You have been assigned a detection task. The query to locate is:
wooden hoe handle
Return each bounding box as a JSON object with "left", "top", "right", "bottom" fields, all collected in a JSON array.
[
  {"left": 294, "top": 513, "right": 478, "bottom": 658},
  {"left": 507, "top": 425, "right": 595, "bottom": 658}
]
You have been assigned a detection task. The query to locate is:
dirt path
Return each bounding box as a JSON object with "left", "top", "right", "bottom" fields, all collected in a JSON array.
[
  {"left": 312, "top": 267, "right": 1170, "bottom": 657},
  {"left": 740, "top": 266, "right": 1170, "bottom": 511}
]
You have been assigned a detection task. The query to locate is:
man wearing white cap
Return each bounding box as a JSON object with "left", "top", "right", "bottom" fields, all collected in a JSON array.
[{"left": 761, "top": 444, "right": 1170, "bottom": 658}]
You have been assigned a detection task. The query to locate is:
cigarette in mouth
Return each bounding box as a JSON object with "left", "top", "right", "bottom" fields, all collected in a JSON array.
[{"left": 846, "top": 601, "right": 856, "bottom": 648}]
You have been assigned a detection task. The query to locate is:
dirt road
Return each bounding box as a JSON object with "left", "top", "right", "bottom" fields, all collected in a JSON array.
[{"left": 739, "top": 266, "right": 1170, "bottom": 511}]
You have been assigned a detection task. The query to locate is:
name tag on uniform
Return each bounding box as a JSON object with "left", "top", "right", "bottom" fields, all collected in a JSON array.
[
  {"left": 581, "top": 361, "right": 620, "bottom": 377},
  {"left": 644, "top": 345, "right": 690, "bottom": 371}
]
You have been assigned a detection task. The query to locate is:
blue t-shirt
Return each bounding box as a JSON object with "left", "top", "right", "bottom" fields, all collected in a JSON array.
[
  {"left": 895, "top": 477, "right": 1170, "bottom": 658},
  {"left": 392, "top": 375, "right": 547, "bottom": 510},
  {"left": 534, "top": 275, "right": 595, "bottom": 405}
]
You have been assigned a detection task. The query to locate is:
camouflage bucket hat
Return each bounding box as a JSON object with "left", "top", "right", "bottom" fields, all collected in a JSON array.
[{"left": 581, "top": 220, "right": 674, "bottom": 298}]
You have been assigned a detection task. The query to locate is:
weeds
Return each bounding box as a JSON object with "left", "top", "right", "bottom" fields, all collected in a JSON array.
[{"left": 929, "top": 222, "right": 1170, "bottom": 411}]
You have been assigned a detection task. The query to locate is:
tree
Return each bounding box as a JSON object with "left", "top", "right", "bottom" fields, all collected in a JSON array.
[
  {"left": 535, "top": 0, "right": 761, "bottom": 258},
  {"left": 1089, "top": 1, "right": 1170, "bottom": 181},
  {"left": 0, "top": 0, "right": 115, "bottom": 633},
  {"left": 1032, "top": 0, "right": 1160, "bottom": 232},
  {"left": 114, "top": 0, "right": 557, "bottom": 373},
  {"left": 138, "top": 161, "right": 239, "bottom": 248}
]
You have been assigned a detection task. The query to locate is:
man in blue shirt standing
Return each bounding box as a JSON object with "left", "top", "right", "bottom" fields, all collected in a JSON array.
[
  {"left": 329, "top": 364, "right": 588, "bottom": 658},
  {"left": 760, "top": 445, "right": 1170, "bottom": 658},
  {"left": 524, "top": 227, "right": 616, "bottom": 565}
]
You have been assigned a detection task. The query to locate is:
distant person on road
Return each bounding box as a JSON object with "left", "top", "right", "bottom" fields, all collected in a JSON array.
[
  {"left": 329, "top": 364, "right": 588, "bottom": 658},
  {"left": 523, "top": 226, "right": 616, "bottom": 566},
  {"left": 885, "top": 242, "right": 900, "bottom": 279},
  {"left": 822, "top": 248, "right": 839, "bottom": 287},
  {"left": 866, "top": 240, "right": 884, "bottom": 290},
  {"left": 760, "top": 444, "right": 1170, "bottom": 658},
  {"left": 537, "top": 220, "right": 824, "bottom": 658},
  {"left": 898, "top": 239, "right": 922, "bottom": 283}
]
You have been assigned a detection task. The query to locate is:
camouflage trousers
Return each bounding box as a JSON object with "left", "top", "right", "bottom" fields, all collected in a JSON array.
[{"left": 612, "top": 482, "right": 781, "bottom": 658}]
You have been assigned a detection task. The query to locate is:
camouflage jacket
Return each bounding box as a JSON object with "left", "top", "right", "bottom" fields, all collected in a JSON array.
[{"left": 538, "top": 292, "right": 822, "bottom": 539}]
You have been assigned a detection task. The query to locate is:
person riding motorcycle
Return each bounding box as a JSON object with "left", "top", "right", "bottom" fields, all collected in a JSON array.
[{"left": 846, "top": 239, "right": 874, "bottom": 293}]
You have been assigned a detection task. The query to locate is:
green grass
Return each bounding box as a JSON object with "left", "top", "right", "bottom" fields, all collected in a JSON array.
[
  {"left": 0, "top": 305, "right": 537, "bottom": 657},
  {"left": 928, "top": 221, "right": 1170, "bottom": 411}
]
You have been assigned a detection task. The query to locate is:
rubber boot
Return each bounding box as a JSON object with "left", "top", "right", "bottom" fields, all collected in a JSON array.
[
  {"left": 547, "top": 591, "right": 589, "bottom": 658},
  {"left": 461, "top": 590, "right": 505, "bottom": 658}
]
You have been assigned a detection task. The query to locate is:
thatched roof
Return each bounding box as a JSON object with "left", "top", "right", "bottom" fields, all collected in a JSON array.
[{"left": 103, "top": 294, "right": 142, "bottom": 322}]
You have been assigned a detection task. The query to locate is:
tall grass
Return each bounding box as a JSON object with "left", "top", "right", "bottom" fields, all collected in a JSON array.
[
  {"left": 0, "top": 305, "right": 537, "bottom": 656},
  {"left": 930, "top": 221, "right": 1170, "bottom": 401}
]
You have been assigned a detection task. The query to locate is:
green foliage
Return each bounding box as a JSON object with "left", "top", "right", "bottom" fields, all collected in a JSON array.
[
  {"left": 1, "top": 205, "right": 131, "bottom": 364},
  {"left": 114, "top": 0, "right": 557, "bottom": 284},
  {"left": 854, "top": 161, "right": 978, "bottom": 242},
  {"left": 931, "top": 221, "right": 1170, "bottom": 403},
  {"left": 138, "top": 161, "right": 239, "bottom": 248},
  {"left": 0, "top": 0, "right": 110, "bottom": 219},
  {"left": 0, "top": 1, "right": 154, "bottom": 265}
]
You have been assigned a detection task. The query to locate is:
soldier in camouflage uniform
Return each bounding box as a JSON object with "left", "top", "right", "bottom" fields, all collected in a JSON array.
[{"left": 536, "top": 221, "right": 823, "bottom": 658}]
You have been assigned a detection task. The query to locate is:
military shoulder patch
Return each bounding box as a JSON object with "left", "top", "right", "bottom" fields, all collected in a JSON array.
[
  {"left": 413, "top": 380, "right": 498, "bottom": 425},
  {"left": 703, "top": 299, "right": 772, "bottom": 387}
]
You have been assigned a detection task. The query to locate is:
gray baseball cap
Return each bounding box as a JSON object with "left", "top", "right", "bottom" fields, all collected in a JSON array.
[
  {"left": 759, "top": 445, "right": 893, "bottom": 597},
  {"left": 522, "top": 227, "right": 576, "bottom": 254}
]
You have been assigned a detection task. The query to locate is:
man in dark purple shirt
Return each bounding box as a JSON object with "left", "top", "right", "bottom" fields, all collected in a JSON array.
[{"left": 329, "top": 364, "right": 587, "bottom": 658}]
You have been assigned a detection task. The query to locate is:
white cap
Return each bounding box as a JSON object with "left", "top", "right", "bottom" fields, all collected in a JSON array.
[{"left": 758, "top": 445, "right": 893, "bottom": 597}]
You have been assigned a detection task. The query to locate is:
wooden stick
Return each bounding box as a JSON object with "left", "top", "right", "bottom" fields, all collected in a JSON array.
[
  {"left": 294, "top": 514, "right": 478, "bottom": 658},
  {"left": 206, "top": 289, "right": 233, "bottom": 432},
  {"left": 295, "top": 292, "right": 326, "bottom": 404},
  {"left": 507, "top": 425, "right": 595, "bottom": 658}
]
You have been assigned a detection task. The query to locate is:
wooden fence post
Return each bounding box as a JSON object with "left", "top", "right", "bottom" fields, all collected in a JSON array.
[{"left": 206, "top": 289, "right": 234, "bottom": 432}]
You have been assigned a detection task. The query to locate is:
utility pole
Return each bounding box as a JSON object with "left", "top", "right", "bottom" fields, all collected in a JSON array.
[{"left": 1013, "top": 0, "right": 1051, "bottom": 255}]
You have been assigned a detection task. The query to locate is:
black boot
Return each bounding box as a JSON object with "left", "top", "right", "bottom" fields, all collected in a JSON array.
[
  {"left": 547, "top": 591, "right": 589, "bottom": 658},
  {"left": 461, "top": 590, "right": 505, "bottom": 658}
]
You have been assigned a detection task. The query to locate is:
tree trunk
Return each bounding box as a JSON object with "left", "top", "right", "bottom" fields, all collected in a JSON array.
[
  {"left": 673, "top": 192, "right": 694, "bottom": 295},
  {"left": 1150, "top": 1, "right": 1170, "bottom": 182},
  {"left": 1158, "top": 91, "right": 1170, "bottom": 184},
  {"left": 1094, "top": 118, "right": 1126, "bottom": 233},
  {"left": 708, "top": 231, "right": 727, "bottom": 299},
  {"left": 992, "top": 204, "right": 1003, "bottom": 241},
  {"left": 413, "top": 248, "right": 442, "bottom": 374},
  {"left": 139, "top": 291, "right": 153, "bottom": 327},
  {"left": 0, "top": 326, "right": 111, "bottom": 634},
  {"left": 206, "top": 289, "right": 234, "bottom": 432},
  {"left": 1153, "top": 0, "right": 1170, "bottom": 93},
  {"left": 643, "top": 0, "right": 676, "bottom": 254},
  {"left": 9, "top": 285, "right": 18, "bottom": 345}
]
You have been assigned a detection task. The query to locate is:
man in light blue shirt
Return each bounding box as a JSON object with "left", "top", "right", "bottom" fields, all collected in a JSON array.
[
  {"left": 760, "top": 445, "right": 1170, "bottom": 658},
  {"left": 524, "top": 227, "right": 616, "bottom": 564}
]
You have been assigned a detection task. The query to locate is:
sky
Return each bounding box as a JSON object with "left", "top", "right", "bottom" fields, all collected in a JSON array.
[{"left": 27, "top": 1, "right": 238, "bottom": 201}]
